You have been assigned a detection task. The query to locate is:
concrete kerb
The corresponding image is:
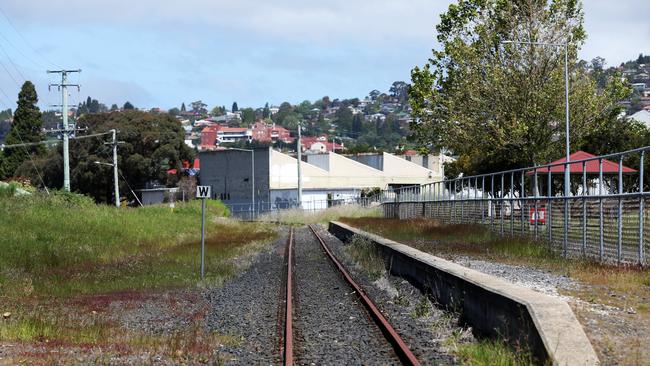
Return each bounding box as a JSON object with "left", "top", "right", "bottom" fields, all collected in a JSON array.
[{"left": 328, "top": 221, "right": 599, "bottom": 366}]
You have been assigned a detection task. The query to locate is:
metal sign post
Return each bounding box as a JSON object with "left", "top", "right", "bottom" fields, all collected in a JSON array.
[{"left": 196, "top": 185, "right": 211, "bottom": 279}]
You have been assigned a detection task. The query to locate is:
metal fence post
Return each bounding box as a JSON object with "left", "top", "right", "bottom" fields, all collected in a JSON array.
[
  {"left": 510, "top": 172, "right": 514, "bottom": 235},
  {"left": 562, "top": 162, "right": 571, "bottom": 258},
  {"left": 599, "top": 158, "right": 604, "bottom": 261},
  {"left": 500, "top": 173, "right": 505, "bottom": 235},
  {"left": 521, "top": 172, "right": 525, "bottom": 235},
  {"left": 582, "top": 161, "right": 587, "bottom": 256},
  {"left": 548, "top": 168, "right": 553, "bottom": 244},
  {"left": 491, "top": 175, "right": 495, "bottom": 231},
  {"left": 534, "top": 171, "right": 539, "bottom": 240},
  {"left": 640, "top": 151, "right": 645, "bottom": 265},
  {"left": 460, "top": 178, "right": 465, "bottom": 223},
  {"left": 481, "top": 176, "right": 485, "bottom": 224},
  {"left": 618, "top": 157, "right": 623, "bottom": 264}
]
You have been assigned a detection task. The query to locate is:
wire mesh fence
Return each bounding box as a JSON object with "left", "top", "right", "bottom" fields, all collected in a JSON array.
[{"left": 377, "top": 147, "right": 650, "bottom": 266}]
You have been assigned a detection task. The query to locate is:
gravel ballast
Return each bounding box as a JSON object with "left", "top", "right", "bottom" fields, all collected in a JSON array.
[
  {"left": 204, "top": 227, "right": 288, "bottom": 364},
  {"left": 312, "top": 225, "right": 469, "bottom": 365},
  {"left": 292, "top": 226, "right": 401, "bottom": 365}
]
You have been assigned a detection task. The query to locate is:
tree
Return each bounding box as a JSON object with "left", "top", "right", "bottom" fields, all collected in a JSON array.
[
  {"left": 241, "top": 107, "right": 255, "bottom": 123},
  {"left": 352, "top": 113, "right": 364, "bottom": 136},
  {"left": 0, "top": 81, "right": 44, "bottom": 179},
  {"left": 263, "top": 102, "right": 270, "bottom": 118},
  {"left": 335, "top": 106, "right": 354, "bottom": 136},
  {"left": 181, "top": 102, "right": 186, "bottom": 113},
  {"left": 168, "top": 107, "right": 181, "bottom": 116},
  {"left": 409, "top": 0, "right": 630, "bottom": 175},
  {"left": 190, "top": 100, "right": 207, "bottom": 115},
  {"left": 389, "top": 81, "right": 409, "bottom": 103},
  {"left": 274, "top": 102, "right": 294, "bottom": 125},
  {"left": 110, "top": 104, "right": 119, "bottom": 111},
  {"left": 210, "top": 106, "right": 226, "bottom": 116},
  {"left": 369, "top": 90, "right": 381, "bottom": 101},
  {"left": 123, "top": 101, "right": 135, "bottom": 110},
  {"left": 29, "top": 111, "right": 194, "bottom": 203},
  {"left": 231, "top": 102, "right": 239, "bottom": 112}
]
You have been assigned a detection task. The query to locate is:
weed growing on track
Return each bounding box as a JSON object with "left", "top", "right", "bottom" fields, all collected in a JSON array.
[{"left": 344, "top": 235, "right": 385, "bottom": 280}]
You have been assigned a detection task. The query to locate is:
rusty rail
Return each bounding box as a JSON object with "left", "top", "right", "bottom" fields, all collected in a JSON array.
[{"left": 307, "top": 225, "right": 421, "bottom": 366}]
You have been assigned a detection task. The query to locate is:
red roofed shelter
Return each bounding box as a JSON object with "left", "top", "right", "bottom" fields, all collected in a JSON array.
[{"left": 529, "top": 151, "right": 636, "bottom": 175}]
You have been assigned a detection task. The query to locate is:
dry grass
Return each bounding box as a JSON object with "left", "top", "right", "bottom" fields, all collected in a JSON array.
[
  {"left": 258, "top": 204, "right": 381, "bottom": 225},
  {"left": 340, "top": 217, "right": 650, "bottom": 366},
  {"left": 0, "top": 191, "right": 277, "bottom": 364}
]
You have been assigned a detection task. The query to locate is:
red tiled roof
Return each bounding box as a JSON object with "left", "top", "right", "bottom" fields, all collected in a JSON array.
[{"left": 530, "top": 151, "right": 636, "bottom": 174}]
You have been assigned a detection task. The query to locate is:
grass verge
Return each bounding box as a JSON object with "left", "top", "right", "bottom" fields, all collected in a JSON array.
[{"left": 0, "top": 191, "right": 276, "bottom": 363}]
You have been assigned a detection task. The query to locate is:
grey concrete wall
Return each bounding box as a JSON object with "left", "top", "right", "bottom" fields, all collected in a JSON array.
[
  {"left": 345, "top": 154, "right": 384, "bottom": 171},
  {"left": 198, "top": 147, "right": 270, "bottom": 208},
  {"left": 328, "top": 221, "right": 599, "bottom": 366}
]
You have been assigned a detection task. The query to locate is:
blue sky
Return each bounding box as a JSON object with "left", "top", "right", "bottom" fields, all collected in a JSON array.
[{"left": 0, "top": 0, "right": 648, "bottom": 111}]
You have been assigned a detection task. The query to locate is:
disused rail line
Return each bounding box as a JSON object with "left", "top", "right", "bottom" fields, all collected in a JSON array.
[{"left": 281, "top": 225, "right": 421, "bottom": 366}]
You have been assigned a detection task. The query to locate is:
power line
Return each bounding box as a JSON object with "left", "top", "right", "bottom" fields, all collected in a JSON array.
[
  {"left": 0, "top": 58, "right": 19, "bottom": 85},
  {"left": 0, "top": 6, "right": 58, "bottom": 69},
  {"left": 0, "top": 40, "right": 25, "bottom": 81}
]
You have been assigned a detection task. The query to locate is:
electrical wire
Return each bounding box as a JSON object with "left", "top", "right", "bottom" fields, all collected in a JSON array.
[{"left": 0, "top": 7, "right": 59, "bottom": 69}]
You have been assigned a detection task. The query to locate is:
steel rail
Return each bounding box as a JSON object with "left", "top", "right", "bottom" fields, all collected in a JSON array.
[
  {"left": 284, "top": 228, "right": 294, "bottom": 366},
  {"left": 307, "top": 225, "right": 422, "bottom": 366}
]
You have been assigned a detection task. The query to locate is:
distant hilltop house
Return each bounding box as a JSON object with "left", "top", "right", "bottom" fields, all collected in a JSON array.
[
  {"left": 300, "top": 135, "right": 343, "bottom": 154},
  {"left": 199, "top": 120, "right": 295, "bottom": 151}
]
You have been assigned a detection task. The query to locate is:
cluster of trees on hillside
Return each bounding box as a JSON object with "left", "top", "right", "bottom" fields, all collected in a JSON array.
[
  {"left": 0, "top": 82, "right": 193, "bottom": 204},
  {"left": 409, "top": 0, "right": 643, "bottom": 177}
]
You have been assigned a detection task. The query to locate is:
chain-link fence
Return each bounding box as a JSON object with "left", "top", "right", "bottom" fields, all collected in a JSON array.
[{"left": 378, "top": 147, "right": 650, "bottom": 266}]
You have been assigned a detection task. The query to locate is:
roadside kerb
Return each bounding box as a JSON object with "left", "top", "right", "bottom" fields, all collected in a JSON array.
[{"left": 328, "top": 221, "right": 599, "bottom": 366}]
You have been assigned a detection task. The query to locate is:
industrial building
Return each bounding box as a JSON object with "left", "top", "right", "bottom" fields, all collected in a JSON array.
[{"left": 198, "top": 147, "right": 444, "bottom": 210}]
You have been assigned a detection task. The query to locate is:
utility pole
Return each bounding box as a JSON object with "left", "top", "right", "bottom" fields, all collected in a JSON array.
[
  {"left": 297, "top": 122, "right": 302, "bottom": 208},
  {"left": 111, "top": 129, "right": 119, "bottom": 207},
  {"left": 48, "top": 69, "right": 81, "bottom": 192}
]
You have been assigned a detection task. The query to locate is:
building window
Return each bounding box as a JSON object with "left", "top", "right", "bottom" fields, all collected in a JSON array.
[{"left": 422, "top": 155, "right": 429, "bottom": 168}]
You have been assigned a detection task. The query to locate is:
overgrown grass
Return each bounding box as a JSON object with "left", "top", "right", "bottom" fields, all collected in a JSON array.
[
  {"left": 258, "top": 204, "right": 381, "bottom": 225},
  {"left": 0, "top": 191, "right": 277, "bottom": 299},
  {"left": 456, "top": 340, "right": 534, "bottom": 366},
  {"left": 340, "top": 217, "right": 556, "bottom": 263},
  {"left": 344, "top": 235, "right": 386, "bottom": 280},
  {"left": 0, "top": 190, "right": 277, "bottom": 357}
]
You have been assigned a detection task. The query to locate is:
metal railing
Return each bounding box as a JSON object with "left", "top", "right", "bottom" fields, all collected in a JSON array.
[{"left": 378, "top": 146, "right": 650, "bottom": 266}]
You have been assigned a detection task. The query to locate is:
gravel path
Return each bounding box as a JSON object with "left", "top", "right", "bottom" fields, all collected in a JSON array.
[
  {"left": 448, "top": 256, "right": 578, "bottom": 299},
  {"left": 292, "top": 227, "right": 400, "bottom": 365},
  {"left": 313, "top": 225, "right": 468, "bottom": 365},
  {"left": 204, "top": 227, "right": 288, "bottom": 365}
]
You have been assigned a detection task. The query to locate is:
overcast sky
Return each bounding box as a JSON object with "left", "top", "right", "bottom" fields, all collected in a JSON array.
[{"left": 0, "top": 0, "right": 647, "bottom": 111}]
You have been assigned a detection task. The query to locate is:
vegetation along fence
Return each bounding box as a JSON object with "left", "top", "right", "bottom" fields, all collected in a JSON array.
[{"left": 378, "top": 147, "right": 650, "bottom": 266}]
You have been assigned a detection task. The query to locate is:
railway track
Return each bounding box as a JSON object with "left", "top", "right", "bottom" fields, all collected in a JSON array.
[{"left": 281, "top": 225, "right": 421, "bottom": 365}]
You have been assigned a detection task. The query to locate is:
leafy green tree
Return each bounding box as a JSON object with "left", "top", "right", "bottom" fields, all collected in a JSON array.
[
  {"left": 0, "top": 81, "right": 44, "bottom": 179},
  {"left": 123, "top": 101, "right": 135, "bottom": 110},
  {"left": 274, "top": 102, "right": 294, "bottom": 125},
  {"left": 389, "top": 81, "right": 409, "bottom": 103},
  {"left": 409, "top": 0, "right": 630, "bottom": 175},
  {"left": 334, "top": 106, "right": 353, "bottom": 136},
  {"left": 110, "top": 104, "right": 119, "bottom": 111},
  {"left": 263, "top": 103, "right": 270, "bottom": 118},
  {"left": 181, "top": 102, "right": 186, "bottom": 113},
  {"left": 231, "top": 102, "right": 238, "bottom": 112},
  {"left": 168, "top": 107, "right": 181, "bottom": 116},
  {"left": 241, "top": 107, "right": 256, "bottom": 123},
  {"left": 352, "top": 113, "right": 364, "bottom": 136},
  {"left": 211, "top": 106, "right": 226, "bottom": 116},
  {"left": 30, "top": 111, "right": 194, "bottom": 203}
]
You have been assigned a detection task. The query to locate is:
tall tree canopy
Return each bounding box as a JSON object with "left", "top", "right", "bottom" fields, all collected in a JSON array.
[
  {"left": 0, "top": 81, "right": 44, "bottom": 179},
  {"left": 409, "top": 0, "right": 630, "bottom": 175}
]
